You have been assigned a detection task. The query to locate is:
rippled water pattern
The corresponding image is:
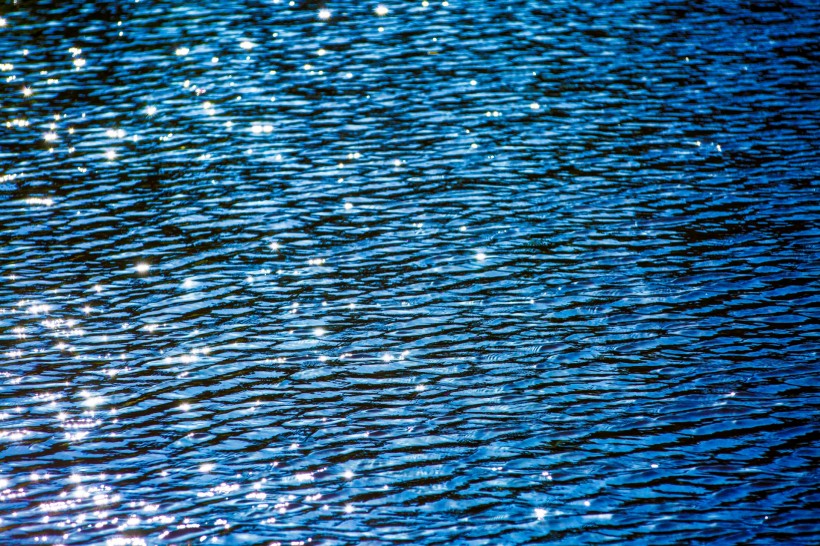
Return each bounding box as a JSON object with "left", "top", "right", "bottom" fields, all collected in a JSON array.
[{"left": 1, "top": 1, "right": 819, "bottom": 544}]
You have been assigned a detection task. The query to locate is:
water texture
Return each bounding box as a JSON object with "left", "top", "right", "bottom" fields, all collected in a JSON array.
[{"left": 1, "top": 0, "right": 819, "bottom": 544}]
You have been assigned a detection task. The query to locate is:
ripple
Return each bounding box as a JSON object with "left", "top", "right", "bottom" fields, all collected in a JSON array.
[{"left": 0, "top": 0, "right": 819, "bottom": 544}]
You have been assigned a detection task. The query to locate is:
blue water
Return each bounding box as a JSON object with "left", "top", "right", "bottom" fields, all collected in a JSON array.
[{"left": 1, "top": 1, "right": 819, "bottom": 544}]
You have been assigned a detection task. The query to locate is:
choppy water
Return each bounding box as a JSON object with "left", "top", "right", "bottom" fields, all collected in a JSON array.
[{"left": 1, "top": 1, "right": 819, "bottom": 544}]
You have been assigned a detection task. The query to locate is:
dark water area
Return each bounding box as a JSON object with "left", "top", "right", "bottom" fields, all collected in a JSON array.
[{"left": 1, "top": 0, "right": 819, "bottom": 544}]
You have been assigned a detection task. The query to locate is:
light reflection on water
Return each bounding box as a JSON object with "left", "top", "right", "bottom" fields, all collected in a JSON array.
[{"left": 1, "top": 0, "right": 819, "bottom": 544}]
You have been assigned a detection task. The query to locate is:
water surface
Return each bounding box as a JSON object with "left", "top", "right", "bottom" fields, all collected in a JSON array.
[{"left": 1, "top": 1, "right": 819, "bottom": 544}]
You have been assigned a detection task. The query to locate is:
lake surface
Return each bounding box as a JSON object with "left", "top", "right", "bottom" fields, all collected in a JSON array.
[{"left": 1, "top": 1, "right": 819, "bottom": 544}]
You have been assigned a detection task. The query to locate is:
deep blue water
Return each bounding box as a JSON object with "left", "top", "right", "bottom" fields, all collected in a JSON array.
[{"left": 1, "top": 1, "right": 819, "bottom": 544}]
